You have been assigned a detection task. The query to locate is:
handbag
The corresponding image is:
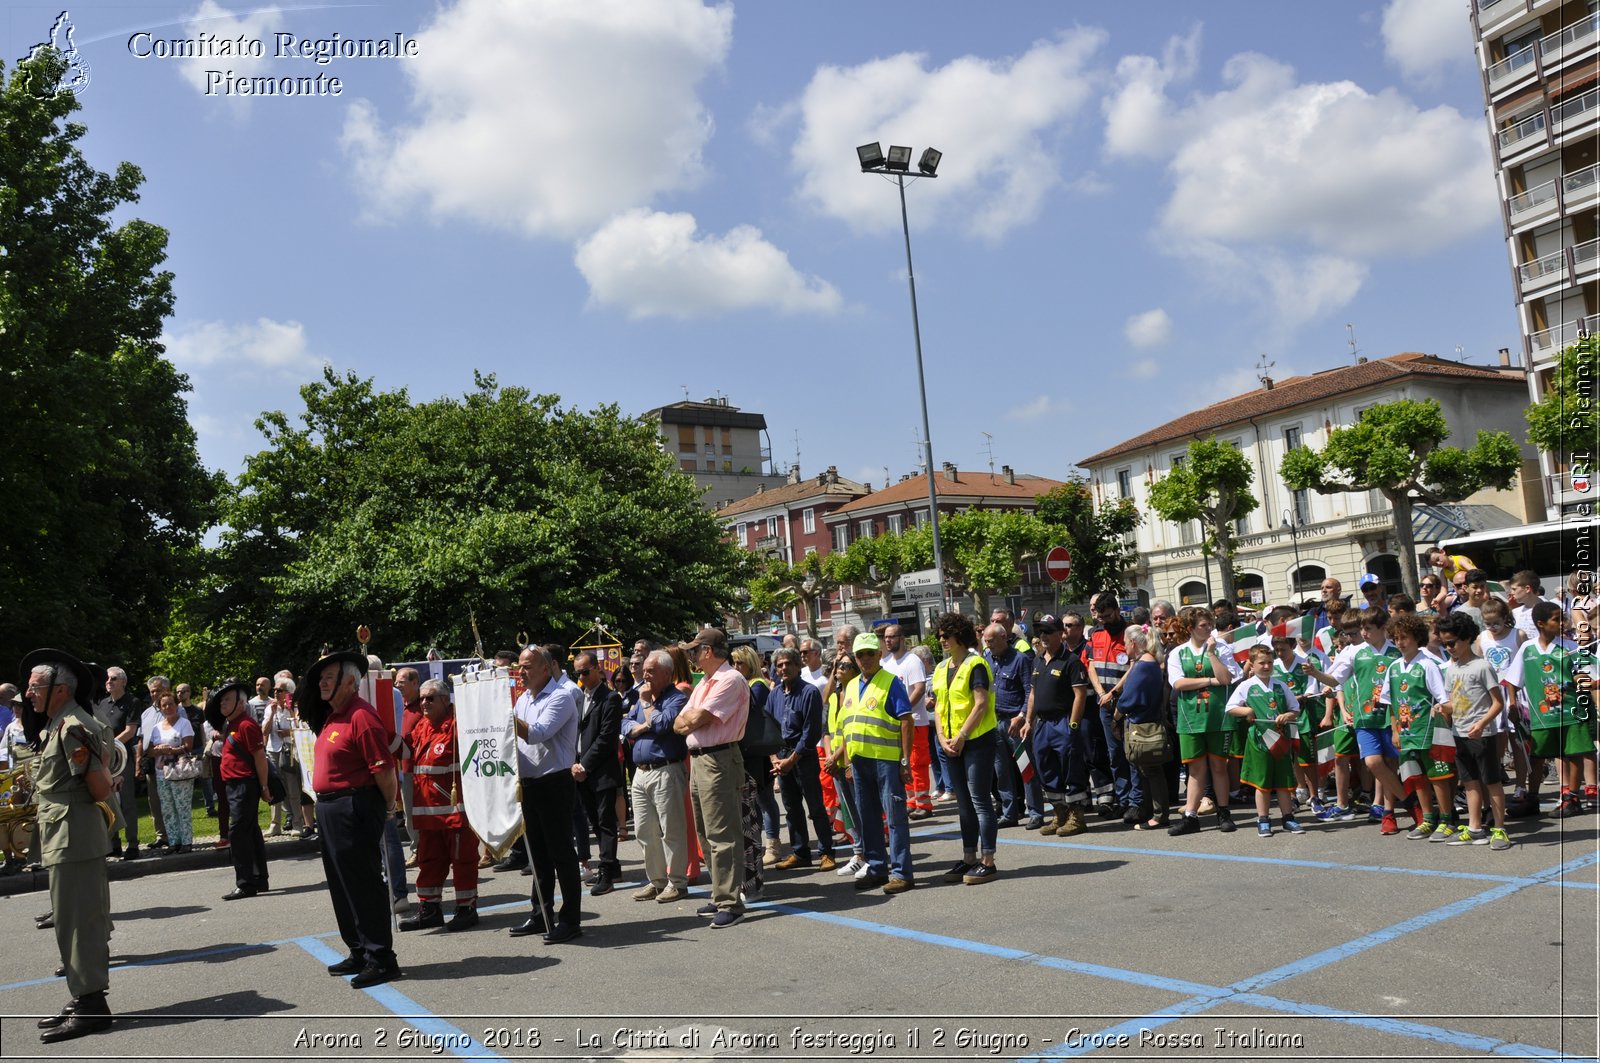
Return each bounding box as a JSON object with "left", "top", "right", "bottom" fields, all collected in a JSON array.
[
  {"left": 740, "top": 701, "right": 785, "bottom": 758},
  {"left": 1123, "top": 721, "right": 1171, "bottom": 767},
  {"left": 161, "top": 753, "right": 205, "bottom": 781}
]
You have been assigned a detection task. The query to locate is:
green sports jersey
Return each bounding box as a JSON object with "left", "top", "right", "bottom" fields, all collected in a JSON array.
[
  {"left": 1273, "top": 658, "right": 1320, "bottom": 729},
  {"left": 1517, "top": 640, "right": 1597, "bottom": 731},
  {"left": 1340, "top": 643, "right": 1401, "bottom": 730},
  {"left": 1387, "top": 657, "right": 1437, "bottom": 751},
  {"left": 1174, "top": 644, "right": 1226, "bottom": 734},
  {"left": 1242, "top": 680, "right": 1296, "bottom": 752}
]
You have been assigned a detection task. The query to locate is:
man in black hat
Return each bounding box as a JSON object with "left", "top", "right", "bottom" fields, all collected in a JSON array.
[
  {"left": 23, "top": 649, "right": 116, "bottom": 1043},
  {"left": 301, "top": 651, "right": 402, "bottom": 988},
  {"left": 210, "top": 680, "right": 270, "bottom": 900}
]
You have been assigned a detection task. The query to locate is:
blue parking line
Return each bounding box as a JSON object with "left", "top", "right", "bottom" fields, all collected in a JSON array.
[
  {"left": 1016, "top": 995, "right": 1222, "bottom": 1061},
  {"left": 291, "top": 936, "right": 507, "bottom": 1061}
]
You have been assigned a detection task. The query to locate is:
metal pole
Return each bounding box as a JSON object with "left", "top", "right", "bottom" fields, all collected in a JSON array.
[
  {"left": 1284, "top": 511, "right": 1303, "bottom": 600},
  {"left": 896, "top": 173, "right": 947, "bottom": 615}
]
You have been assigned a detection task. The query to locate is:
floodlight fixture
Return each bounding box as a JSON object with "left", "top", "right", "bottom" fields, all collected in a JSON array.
[
  {"left": 917, "top": 147, "right": 942, "bottom": 176},
  {"left": 857, "top": 142, "right": 885, "bottom": 171},
  {"left": 885, "top": 145, "right": 912, "bottom": 171}
]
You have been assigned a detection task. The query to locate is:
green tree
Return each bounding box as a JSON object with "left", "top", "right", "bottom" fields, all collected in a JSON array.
[
  {"left": 1281, "top": 398, "right": 1521, "bottom": 601},
  {"left": 170, "top": 369, "right": 751, "bottom": 671},
  {"left": 937, "top": 509, "right": 1053, "bottom": 616},
  {"left": 1525, "top": 334, "right": 1599, "bottom": 464},
  {"left": 1147, "top": 438, "right": 1258, "bottom": 603},
  {"left": 0, "top": 49, "right": 218, "bottom": 674},
  {"left": 1033, "top": 478, "right": 1142, "bottom": 602},
  {"left": 831, "top": 524, "right": 930, "bottom": 617},
  {"left": 756, "top": 551, "right": 840, "bottom": 640}
]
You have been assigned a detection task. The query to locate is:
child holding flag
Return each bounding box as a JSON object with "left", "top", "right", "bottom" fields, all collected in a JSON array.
[
  {"left": 1437, "top": 612, "right": 1511, "bottom": 850},
  {"left": 1167, "top": 609, "right": 1242, "bottom": 836},
  {"left": 1271, "top": 631, "right": 1324, "bottom": 817},
  {"left": 1309, "top": 608, "right": 1412, "bottom": 835},
  {"left": 1226, "top": 647, "right": 1304, "bottom": 837},
  {"left": 1383, "top": 616, "right": 1454, "bottom": 841}
]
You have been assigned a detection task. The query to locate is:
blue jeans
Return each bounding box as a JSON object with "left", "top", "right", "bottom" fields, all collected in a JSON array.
[
  {"left": 947, "top": 730, "right": 999, "bottom": 857},
  {"left": 382, "top": 814, "right": 408, "bottom": 902},
  {"left": 1100, "top": 706, "right": 1139, "bottom": 811},
  {"left": 926, "top": 725, "right": 953, "bottom": 792},
  {"left": 993, "top": 717, "right": 1043, "bottom": 819},
  {"left": 850, "top": 756, "right": 912, "bottom": 881}
]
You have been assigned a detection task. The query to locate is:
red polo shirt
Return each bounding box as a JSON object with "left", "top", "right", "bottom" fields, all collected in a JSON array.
[
  {"left": 313, "top": 696, "right": 392, "bottom": 792},
  {"left": 221, "top": 716, "right": 264, "bottom": 780}
]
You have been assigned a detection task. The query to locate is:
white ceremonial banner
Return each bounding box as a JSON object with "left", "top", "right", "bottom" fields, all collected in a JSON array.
[
  {"left": 292, "top": 724, "right": 317, "bottom": 797},
  {"left": 453, "top": 669, "right": 522, "bottom": 855}
]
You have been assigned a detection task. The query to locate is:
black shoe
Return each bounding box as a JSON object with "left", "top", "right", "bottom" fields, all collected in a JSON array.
[
  {"left": 222, "top": 887, "right": 258, "bottom": 901},
  {"left": 326, "top": 955, "right": 364, "bottom": 976},
  {"left": 1168, "top": 815, "right": 1201, "bottom": 837},
  {"left": 853, "top": 872, "right": 888, "bottom": 891},
  {"left": 349, "top": 962, "right": 402, "bottom": 989},
  {"left": 36, "top": 914, "right": 54, "bottom": 930},
  {"left": 508, "top": 912, "right": 549, "bottom": 937},
  {"left": 54, "top": 965, "right": 65, "bottom": 977},
  {"left": 542, "top": 922, "right": 582, "bottom": 945},
  {"left": 492, "top": 855, "right": 526, "bottom": 873},
  {"left": 589, "top": 874, "right": 615, "bottom": 897},
  {"left": 1095, "top": 801, "right": 1119, "bottom": 819},
  {"left": 37, "top": 1000, "right": 76, "bottom": 1030},
  {"left": 1122, "top": 808, "right": 1144, "bottom": 826},
  {"left": 398, "top": 902, "right": 444, "bottom": 932},
  {"left": 39, "top": 993, "right": 110, "bottom": 1044},
  {"left": 996, "top": 816, "right": 1020, "bottom": 829},
  {"left": 1216, "top": 808, "right": 1237, "bottom": 833},
  {"left": 120, "top": 848, "right": 141, "bottom": 861},
  {"left": 445, "top": 907, "right": 479, "bottom": 932}
]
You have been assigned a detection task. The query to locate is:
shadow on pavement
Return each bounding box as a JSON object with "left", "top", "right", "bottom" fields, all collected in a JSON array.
[{"left": 112, "top": 989, "right": 297, "bottom": 1028}]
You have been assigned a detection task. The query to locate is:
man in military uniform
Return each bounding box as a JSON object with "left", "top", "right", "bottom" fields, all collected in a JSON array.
[{"left": 23, "top": 649, "right": 116, "bottom": 1043}]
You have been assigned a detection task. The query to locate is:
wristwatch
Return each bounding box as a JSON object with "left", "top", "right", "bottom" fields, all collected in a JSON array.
[{"left": 900, "top": 757, "right": 910, "bottom": 766}]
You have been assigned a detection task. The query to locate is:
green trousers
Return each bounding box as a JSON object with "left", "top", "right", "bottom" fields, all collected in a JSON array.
[{"left": 50, "top": 857, "right": 111, "bottom": 998}]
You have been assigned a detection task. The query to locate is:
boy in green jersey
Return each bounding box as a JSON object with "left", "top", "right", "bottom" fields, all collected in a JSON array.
[
  {"left": 1272, "top": 634, "right": 1323, "bottom": 816},
  {"left": 1383, "top": 616, "right": 1452, "bottom": 840},
  {"left": 1227, "top": 647, "right": 1303, "bottom": 836},
  {"left": 1502, "top": 602, "right": 1598, "bottom": 817}
]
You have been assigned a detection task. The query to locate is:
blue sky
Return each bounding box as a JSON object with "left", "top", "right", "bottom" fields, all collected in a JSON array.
[{"left": 5, "top": 0, "right": 1516, "bottom": 492}]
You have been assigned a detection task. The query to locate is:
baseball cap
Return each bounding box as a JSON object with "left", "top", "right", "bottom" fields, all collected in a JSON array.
[
  {"left": 1358, "top": 574, "right": 1381, "bottom": 589},
  {"left": 852, "top": 632, "right": 881, "bottom": 654},
  {"left": 1035, "top": 617, "right": 1063, "bottom": 636}
]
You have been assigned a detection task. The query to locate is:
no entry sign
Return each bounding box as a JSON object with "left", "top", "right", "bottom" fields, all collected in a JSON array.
[{"left": 1045, "top": 546, "right": 1072, "bottom": 583}]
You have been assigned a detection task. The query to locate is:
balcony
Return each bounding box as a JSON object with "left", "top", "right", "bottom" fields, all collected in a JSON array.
[
  {"left": 1507, "top": 177, "right": 1559, "bottom": 230},
  {"left": 1497, "top": 109, "right": 1548, "bottom": 160},
  {"left": 1566, "top": 162, "right": 1600, "bottom": 214},
  {"left": 1479, "top": 0, "right": 1560, "bottom": 40},
  {"left": 1541, "top": 10, "right": 1600, "bottom": 70},
  {"left": 1553, "top": 86, "right": 1600, "bottom": 138},
  {"left": 1487, "top": 45, "right": 1538, "bottom": 94},
  {"left": 1529, "top": 313, "right": 1600, "bottom": 361},
  {"left": 1518, "top": 246, "right": 1568, "bottom": 292},
  {"left": 1575, "top": 237, "right": 1600, "bottom": 282}
]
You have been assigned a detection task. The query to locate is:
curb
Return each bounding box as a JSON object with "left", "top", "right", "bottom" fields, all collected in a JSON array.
[{"left": 0, "top": 836, "right": 322, "bottom": 897}]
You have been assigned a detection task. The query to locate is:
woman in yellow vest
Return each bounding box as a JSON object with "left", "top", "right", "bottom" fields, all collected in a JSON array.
[{"left": 931, "top": 613, "right": 999, "bottom": 884}]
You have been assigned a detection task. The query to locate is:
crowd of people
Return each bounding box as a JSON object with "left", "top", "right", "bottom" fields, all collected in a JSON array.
[{"left": 12, "top": 546, "right": 1596, "bottom": 1044}]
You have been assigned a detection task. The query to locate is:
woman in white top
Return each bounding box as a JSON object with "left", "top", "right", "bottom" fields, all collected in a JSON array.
[
  {"left": 141, "top": 693, "right": 196, "bottom": 853},
  {"left": 262, "top": 680, "right": 307, "bottom": 836}
]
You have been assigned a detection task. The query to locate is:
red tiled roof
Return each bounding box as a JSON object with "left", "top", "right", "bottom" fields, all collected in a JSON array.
[
  {"left": 827, "top": 470, "right": 1064, "bottom": 518},
  {"left": 716, "top": 475, "right": 869, "bottom": 518},
  {"left": 1078, "top": 353, "right": 1524, "bottom": 467}
]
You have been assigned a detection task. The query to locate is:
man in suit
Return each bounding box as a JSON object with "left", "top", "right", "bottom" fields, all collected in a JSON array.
[{"left": 571, "top": 651, "right": 625, "bottom": 896}]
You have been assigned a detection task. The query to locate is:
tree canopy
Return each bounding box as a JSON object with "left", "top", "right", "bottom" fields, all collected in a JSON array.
[
  {"left": 161, "top": 370, "right": 752, "bottom": 676},
  {"left": 1147, "top": 438, "right": 1257, "bottom": 602},
  {"left": 1033, "top": 478, "right": 1141, "bottom": 601},
  {"left": 1, "top": 49, "right": 217, "bottom": 674},
  {"left": 1525, "top": 334, "right": 1599, "bottom": 465},
  {"left": 1281, "top": 398, "right": 1521, "bottom": 600}
]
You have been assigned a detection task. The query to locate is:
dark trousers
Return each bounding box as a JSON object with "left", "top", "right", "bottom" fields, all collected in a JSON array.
[
  {"left": 993, "top": 716, "right": 1044, "bottom": 819},
  {"left": 318, "top": 787, "right": 394, "bottom": 967},
  {"left": 575, "top": 779, "right": 621, "bottom": 878},
  {"left": 520, "top": 772, "right": 581, "bottom": 928},
  {"left": 113, "top": 754, "right": 138, "bottom": 850},
  {"left": 1033, "top": 716, "right": 1090, "bottom": 805},
  {"left": 212, "top": 756, "right": 231, "bottom": 841},
  {"left": 778, "top": 750, "right": 833, "bottom": 859},
  {"left": 225, "top": 777, "right": 268, "bottom": 889}
]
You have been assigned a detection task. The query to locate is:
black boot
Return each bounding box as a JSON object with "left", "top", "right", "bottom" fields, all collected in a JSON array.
[
  {"left": 445, "top": 906, "right": 479, "bottom": 932},
  {"left": 398, "top": 901, "right": 443, "bottom": 932},
  {"left": 1216, "top": 806, "right": 1237, "bottom": 833},
  {"left": 39, "top": 991, "right": 110, "bottom": 1043}
]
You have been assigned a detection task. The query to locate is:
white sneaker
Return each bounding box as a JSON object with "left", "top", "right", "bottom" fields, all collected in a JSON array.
[
  {"left": 836, "top": 855, "right": 867, "bottom": 877},
  {"left": 264, "top": 825, "right": 282, "bottom": 838},
  {"left": 853, "top": 862, "right": 871, "bottom": 879}
]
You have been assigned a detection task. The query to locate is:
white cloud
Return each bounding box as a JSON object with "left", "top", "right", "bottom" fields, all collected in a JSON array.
[
  {"left": 574, "top": 209, "right": 841, "bottom": 319},
  {"left": 1129, "top": 359, "right": 1160, "bottom": 380},
  {"left": 342, "top": 0, "right": 733, "bottom": 239},
  {"left": 778, "top": 30, "right": 1106, "bottom": 242},
  {"left": 1124, "top": 308, "right": 1173, "bottom": 349},
  {"left": 1381, "top": 0, "right": 1474, "bottom": 84},
  {"left": 1007, "top": 395, "right": 1064, "bottom": 422},
  {"left": 1101, "top": 25, "right": 1201, "bottom": 159},
  {"left": 173, "top": 1, "right": 276, "bottom": 96},
  {"left": 163, "top": 317, "right": 321, "bottom": 374}
]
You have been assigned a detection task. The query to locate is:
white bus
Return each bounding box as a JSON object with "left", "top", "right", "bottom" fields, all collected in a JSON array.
[{"left": 1440, "top": 517, "right": 1599, "bottom": 598}]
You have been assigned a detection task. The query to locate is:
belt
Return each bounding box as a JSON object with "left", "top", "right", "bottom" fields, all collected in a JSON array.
[
  {"left": 689, "top": 742, "right": 734, "bottom": 758},
  {"left": 317, "top": 785, "right": 378, "bottom": 799},
  {"left": 635, "top": 758, "right": 685, "bottom": 771}
]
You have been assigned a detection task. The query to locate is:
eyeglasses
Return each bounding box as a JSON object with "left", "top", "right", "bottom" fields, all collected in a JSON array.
[
  {"left": 1064, "top": 622, "right": 1083, "bottom": 628},
  {"left": 419, "top": 693, "right": 445, "bottom": 702},
  {"left": 1440, "top": 639, "right": 1458, "bottom": 648},
  {"left": 574, "top": 667, "right": 592, "bottom": 677}
]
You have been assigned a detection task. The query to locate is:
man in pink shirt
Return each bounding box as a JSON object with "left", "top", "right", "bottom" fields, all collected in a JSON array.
[{"left": 673, "top": 627, "right": 749, "bottom": 929}]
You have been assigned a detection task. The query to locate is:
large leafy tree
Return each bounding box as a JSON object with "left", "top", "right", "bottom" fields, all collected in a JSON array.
[
  {"left": 1147, "top": 438, "right": 1257, "bottom": 603},
  {"left": 752, "top": 552, "right": 840, "bottom": 640},
  {"left": 1281, "top": 398, "right": 1521, "bottom": 600},
  {"left": 1033, "top": 478, "right": 1142, "bottom": 602},
  {"left": 1526, "top": 334, "right": 1599, "bottom": 464},
  {"left": 936, "top": 509, "right": 1053, "bottom": 616},
  {"left": 0, "top": 50, "right": 217, "bottom": 674},
  {"left": 831, "top": 524, "right": 930, "bottom": 616},
  {"left": 172, "top": 370, "right": 751, "bottom": 672}
]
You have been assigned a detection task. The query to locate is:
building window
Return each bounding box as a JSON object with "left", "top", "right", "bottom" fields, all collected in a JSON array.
[
  {"left": 1283, "top": 425, "right": 1302, "bottom": 451},
  {"left": 679, "top": 459, "right": 696, "bottom": 472},
  {"left": 677, "top": 425, "right": 696, "bottom": 450},
  {"left": 1292, "top": 488, "right": 1311, "bottom": 526},
  {"left": 1234, "top": 513, "right": 1250, "bottom": 537},
  {"left": 735, "top": 523, "right": 747, "bottom": 545},
  {"left": 1170, "top": 453, "right": 1185, "bottom": 470},
  {"left": 1180, "top": 520, "right": 1198, "bottom": 546},
  {"left": 802, "top": 508, "right": 815, "bottom": 534},
  {"left": 805, "top": 546, "right": 817, "bottom": 557},
  {"left": 857, "top": 519, "right": 874, "bottom": 539},
  {"left": 887, "top": 513, "right": 903, "bottom": 535},
  {"left": 915, "top": 509, "right": 929, "bottom": 528},
  {"left": 703, "top": 427, "right": 714, "bottom": 444},
  {"left": 766, "top": 517, "right": 779, "bottom": 538},
  {"left": 834, "top": 525, "right": 850, "bottom": 552},
  {"left": 1116, "top": 468, "right": 1132, "bottom": 499}
]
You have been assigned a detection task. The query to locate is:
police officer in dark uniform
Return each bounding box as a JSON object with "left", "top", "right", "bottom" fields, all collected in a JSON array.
[
  {"left": 22, "top": 649, "right": 116, "bottom": 1043},
  {"left": 1021, "top": 620, "right": 1093, "bottom": 838}
]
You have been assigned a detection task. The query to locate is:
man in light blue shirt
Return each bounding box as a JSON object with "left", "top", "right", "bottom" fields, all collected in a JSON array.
[{"left": 509, "top": 646, "right": 582, "bottom": 944}]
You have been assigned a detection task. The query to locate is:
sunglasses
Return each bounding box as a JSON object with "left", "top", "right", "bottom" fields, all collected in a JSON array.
[
  {"left": 1440, "top": 639, "right": 1458, "bottom": 649},
  {"left": 419, "top": 693, "right": 446, "bottom": 702},
  {"left": 574, "top": 667, "right": 593, "bottom": 676}
]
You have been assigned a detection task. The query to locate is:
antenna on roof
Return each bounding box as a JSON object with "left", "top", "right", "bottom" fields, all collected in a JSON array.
[
  {"left": 1346, "top": 323, "right": 1363, "bottom": 365},
  {"left": 1254, "top": 353, "right": 1275, "bottom": 389},
  {"left": 981, "top": 432, "right": 995, "bottom": 476},
  {"left": 793, "top": 429, "right": 801, "bottom": 473},
  {"left": 882, "top": 466, "right": 890, "bottom": 491},
  {"left": 1454, "top": 344, "right": 1464, "bottom": 361},
  {"left": 681, "top": 384, "right": 690, "bottom": 400}
]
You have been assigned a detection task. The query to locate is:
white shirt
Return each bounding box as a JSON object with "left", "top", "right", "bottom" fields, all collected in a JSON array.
[
  {"left": 144, "top": 716, "right": 195, "bottom": 764},
  {"left": 883, "top": 649, "right": 931, "bottom": 725},
  {"left": 801, "top": 665, "right": 828, "bottom": 691},
  {"left": 247, "top": 694, "right": 271, "bottom": 725}
]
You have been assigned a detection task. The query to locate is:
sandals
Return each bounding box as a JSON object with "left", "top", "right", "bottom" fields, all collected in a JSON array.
[{"left": 1133, "top": 819, "right": 1166, "bottom": 831}]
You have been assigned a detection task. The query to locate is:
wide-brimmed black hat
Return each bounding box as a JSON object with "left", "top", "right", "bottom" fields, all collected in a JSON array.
[
  {"left": 297, "top": 650, "right": 369, "bottom": 735},
  {"left": 204, "top": 678, "right": 252, "bottom": 733},
  {"left": 19, "top": 649, "right": 102, "bottom": 711}
]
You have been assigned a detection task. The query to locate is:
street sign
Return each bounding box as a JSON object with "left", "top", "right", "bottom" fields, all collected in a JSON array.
[
  {"left": 894, "top": 568, "right": 944, "bottom": 604},
  {"left": 1045, "top": 546, "right": 1072, "bottom": 583}
]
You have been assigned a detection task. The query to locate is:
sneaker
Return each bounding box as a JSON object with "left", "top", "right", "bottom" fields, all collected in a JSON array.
[
  {"left": 710, "top": 910, "right": 743, "bottom": 929},
  {"left": 835, "top": 855, "right": 866, "bottom": 877},
  {"left": 1552, "top": 797, "right": 1586, "bottom": 819},
  {"left": 1489, "top": 828, "right": 1512, "bottom": 851},
  {"left": 264, "top": 825, "right": 282, "bottom": 838},
  {"left": 1406, "top": 823, "right": 1434, "bottom": 840},
  {"left": 1023, "top": 814, "right": 1044, "bottom": 830},
  {"left": 817, "top": 854, "right": 838, "bottom": 872},
  {"left": 881, "top": 877, "right": 913, "bottom": 894},
  {"left": 774, "top": 853, "right": 811, "bottom": 871},
  {"left": 1256, "top": 819, "right": 1272, "bottom": 838},
  {"left": 1197, "top": 796, "right": 1216, "bottom": 815},
  {"left": 654, "top": 885, "right": 686, "bottom": 903},
  {"left": 392, "top": 895, "right": 412, "bottom": 914},
  {"left": 1168, "top": 815, "right": 1200, "bottom": 837},
  {"left": 942, "top": 860, "right": 973, "bottom": 884},
  {"left": 695, "top": 902, "right": 718, "bottom": 917},
  {"left": 1428, "top": 823, "right": 1456, "bottom": 842},
  {"left": 962, "top": 864, "right": 997, "bottom": 885},
  {"left": 632, "top": 884, "right": 661, "bottom": 901},
  {"left": 1316, "top": 804, "right": 1347, "bottom": 822},
  {"left": 1283, "top": 818, "right": 1305, "bottom": 835},
  {"left": 1448, "top": 826, "right": 1487, "bottom": 845},
  {"left": 1380, "top": 813, "right": 1399, "bottom": 836},
  {"left": 1309, "top": 799, "right": 1328, "bottom": 818},
  {"left": 1334, "top": 805, "right": 1359, "bottom": 822},
  {"left": 854, "top": 862, "right": 872, "bottom": 880},
  {"left": 853, "top": 872, "right": 888, "bottom": 891},
  {"left": 1368, "top": 805, "right": 1388, "bottom": 823},
  {"left": 1215, "top": 808, "right": 1237, "bottom": 833},
  {"left": 740, "top": 881, "right": 762, "bottom": 903}
]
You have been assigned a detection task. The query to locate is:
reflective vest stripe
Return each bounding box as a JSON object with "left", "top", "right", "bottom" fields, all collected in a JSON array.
[
  {"left": 413, "top": 764, "right": 456, "bottom": 774},
  {"left": 842, "top": 670, "right": 902, "bottom": 762},
  {"left": 413, "top": 803, "right": 463, "bottom": 816}
]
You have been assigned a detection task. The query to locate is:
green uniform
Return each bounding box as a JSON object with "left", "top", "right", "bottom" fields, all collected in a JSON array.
[
  {"left": 1173, "top": 643, "right": 1228, "bottom": 762},
  {"left": 1337, "top": 643, "right": 1402, "bottom": 731},
  {"left": 1508, "top": 637, "right": 1598, "bottom": 758},
  {"left": 1274, "top": 657, "right": 1321, "bottom": 768},
  {"left": 35, "top": 702, "right": 114, "bottom": 999},
  {"left": 1387, "top": 656, "right": 1452, "bottom": 780},
  {"left": 1234, "top": 679, "right": 1299, "bottom": 792}
]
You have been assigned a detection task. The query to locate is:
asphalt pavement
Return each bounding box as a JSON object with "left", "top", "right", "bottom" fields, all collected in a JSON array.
[{"left": 0, "top": 801, "right": 1595, "bottom": 1062}]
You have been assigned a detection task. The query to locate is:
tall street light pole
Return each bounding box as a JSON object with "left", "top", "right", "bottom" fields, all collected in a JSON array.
[{"left": 858, "top": 142, "right": 948, "bottom": 614}]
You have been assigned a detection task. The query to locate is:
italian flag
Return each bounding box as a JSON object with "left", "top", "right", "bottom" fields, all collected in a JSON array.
[
  {"left": 830, "top": 793, "right": 856, "bottom": 840},
  {"left": 1398, "top": 758, "right": 1427, "bottom": 795},
  {"left": 1431, "top": 722, "right": 1457, "bottom": 764},
  {"left": 1261, "top": 722, "right": 1299, "bottom": 759},
  {"left": 1221, "top": 623, "right": 1267, "bottom": 664},
  {"left": 1013, "top": 737, "right": 1036, "bottom": 784},
  {"left": 1268, "top": 614, "right": 1319, "bottom": 643},
  {"left": 1315, "top": 730, "right": 1338, "bottom": 779},
  {"left": 1315, "top": 625, "right": 1337, "bottom": 657}
]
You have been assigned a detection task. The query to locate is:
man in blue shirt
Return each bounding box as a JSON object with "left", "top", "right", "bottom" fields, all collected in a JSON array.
[
  {"left": 510, "top": 646, "right": 581, "bottom": 944},
  {"left": 623, "top": 651, "right": 691, "bottom": 903},
  {"left": 984, "top": 623, "right": 1042, "bottom": 829},
  {"left": 766, "top": 648, "right": 835, "bottom": 871}
]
